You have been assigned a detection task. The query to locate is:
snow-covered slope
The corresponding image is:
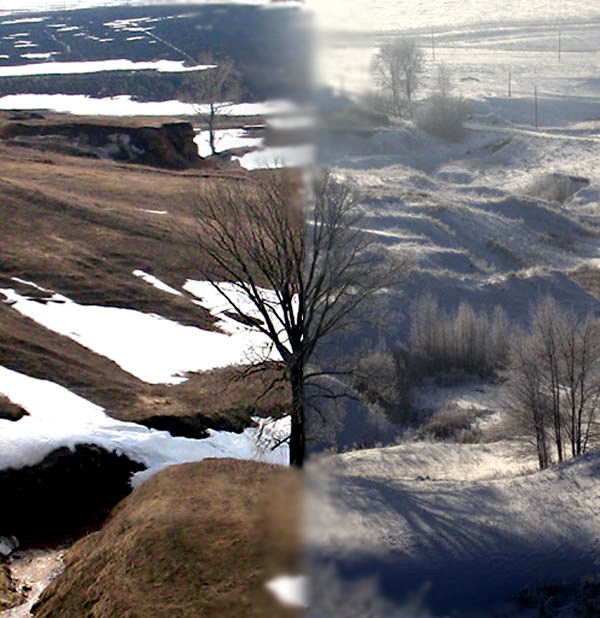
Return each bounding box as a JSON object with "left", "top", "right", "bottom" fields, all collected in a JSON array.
[{"left": 306, "top": 444, "right": 600, "bottom": 616}]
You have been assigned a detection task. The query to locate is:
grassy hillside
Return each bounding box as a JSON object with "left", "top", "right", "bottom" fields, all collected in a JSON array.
[
  {"left": 0, "top": 127, "right": 288, "bottom": 425},
  {"left": 33, "top": 459, "right": 301, "bottom": 618}
]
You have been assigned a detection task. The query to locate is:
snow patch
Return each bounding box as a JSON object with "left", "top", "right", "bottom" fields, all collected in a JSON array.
[
  {"left": 265, "top": 575, "right": 309, "bottom": 608},
  {"left": 132, "top": 269, "right": 182, "bottom": 296},
  {"left": 0, "top": 366, "right": 289, "bottom": 477},
  {"left": 0, "top": 285, "right": 276, "bottom": 385},
  {"left": 0, "top": 59, "right": 213, "bottom": 78}
]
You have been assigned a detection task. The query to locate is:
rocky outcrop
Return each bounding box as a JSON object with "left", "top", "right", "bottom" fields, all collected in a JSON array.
[
  {"left": 0, "top": 396, "right": 28, "bottom": 422},
  {"left": 0, "top": 444, "right": 145, "bottom": 546},
  {"left": 0, "top": 560, "right": 24, "bottom": 611},
  {"left": 0, "top": 121, "right": 203, "bottom": 170}
]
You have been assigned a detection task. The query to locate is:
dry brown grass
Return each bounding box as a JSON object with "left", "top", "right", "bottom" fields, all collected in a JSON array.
[
  {"left": 34, "top": 459, "right": 301, "bottom": 618},
  {"left": 0, "top": 138, "right": 291, "bottom": 425},
  {"left": 0, "top": 395, "right": 28, "bottom": 421}
]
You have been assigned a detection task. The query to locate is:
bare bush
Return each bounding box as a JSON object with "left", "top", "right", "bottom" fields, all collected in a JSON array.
[
  {"left": 352, "top": 344, "right": 414, "bottom": 425},
  {"left": 409, "top": 293, "right": 506, "bottom": 380},
  {"left": 419, "top": 403, "right": 481, "bottom": 443}
]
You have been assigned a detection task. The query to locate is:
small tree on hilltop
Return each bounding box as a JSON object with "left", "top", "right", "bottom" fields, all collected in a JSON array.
[
  {"left": 182, "top": 53, "right": 241, "bottom": 156},
  {"left": 371, "top": 37, "right": 425, "bottom": 116},
  {"left": 189, "top": 169, "right": 411, "bottom": 467}
]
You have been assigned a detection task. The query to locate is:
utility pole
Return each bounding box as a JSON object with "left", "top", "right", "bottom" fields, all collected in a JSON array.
[{"left": 558, "top": 30, "right": 562, "bottom": 61}]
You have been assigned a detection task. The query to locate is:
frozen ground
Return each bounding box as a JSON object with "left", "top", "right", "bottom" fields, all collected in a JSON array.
[{"left": 307, "top": 2, "right": 600, "bottom": 616}]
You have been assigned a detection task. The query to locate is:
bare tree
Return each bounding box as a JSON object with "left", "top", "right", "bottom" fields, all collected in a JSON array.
[
  {"left": 505, "top": 329, "right": 551, "bottom": 469},
  {"left": 505, "top": 297, "right": 600, "bottom": 468},
  {"left": 189, "top": 169, "right": 411, "bottom": 466},
  {"left": 182, "top": 53, "right": 241, "bottom": 156},
  {"left": 371, "top": 37, "right": 425, "bottom": 115}
]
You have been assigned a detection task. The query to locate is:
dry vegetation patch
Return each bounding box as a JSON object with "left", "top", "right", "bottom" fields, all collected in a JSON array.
[
  {"left": 0, "top": 394, "right": 28, "bottom": 422},
  {"left": 0, "top": 138, "right": 291, "bottom": 426},
  {"left": 33, "top": 459, "right": 301, "bottom": 618}
]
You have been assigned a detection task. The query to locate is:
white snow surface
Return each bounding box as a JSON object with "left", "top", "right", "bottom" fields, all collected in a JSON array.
[
  {"left": 309, "top": 0, "right": 600, "bottom": 33},
  {"left": 0, "top": 94, "right": 297, "bottom": 118},
  {"left": 233, "top": 143, "right": 315, "bottom": 170},
  {"left": 306, "top": 444, "right": 600, "bottom": 615},
  {"left": 194, "top": 127, "right": 263, "bottom": 158},
  {"left": 132, "top": 269, "right": 182, "bottom": 296},
  {"left": 0, "top": 277, "right": 282, "bottom": 385},
  {"left": 0, "top": 59, "right": 212, "bottom": 78},
  {"left": 0, "top": 365, "right": 289, "bottom": 480},
  {"left": 265, "top": 575, "right": 309, "bottom": 608}
]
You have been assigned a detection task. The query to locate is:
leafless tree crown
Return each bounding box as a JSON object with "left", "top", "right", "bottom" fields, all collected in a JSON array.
[
  {"left": 189, "top": 168, "right": 412, "bottom": 465},
  {"left": 371, "top": 37, "right": 425, "bottom": 114}
]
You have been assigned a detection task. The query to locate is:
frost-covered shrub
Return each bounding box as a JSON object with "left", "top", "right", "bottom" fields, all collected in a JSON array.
[
  {"left": 409, "top": 293, "right": 508, "bottom": 380},
  {"left": 525, "top": 172, "right": 589, "bottom": 204},
  {"left": 419, "top": 403, "right": 481, "bottom": 442},
  {"left": 352, "top": 345, "right": 414, "bottom": 425},
  {"left": 503, "top": 297, "right": 600, "bottom": 470},
  {"left": 416, "top": 94, "right": 471, "bottom": 141}
]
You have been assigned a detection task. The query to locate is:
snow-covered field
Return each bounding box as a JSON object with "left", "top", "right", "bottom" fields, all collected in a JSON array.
[
  {"left": 306, "top": 1, "right": 600, "bottom": 616},
  {"left": 306, "top": 445, "right": 600, "bottom": 617}
]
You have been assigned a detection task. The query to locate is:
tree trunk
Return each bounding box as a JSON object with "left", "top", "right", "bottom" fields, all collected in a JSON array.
[
  {"left": 208, "top": 104, "right": 216, "bottom": 155},
  {"left": 288, "top": 366, "right": 305, "bottom": 468}
]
